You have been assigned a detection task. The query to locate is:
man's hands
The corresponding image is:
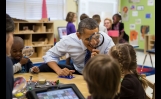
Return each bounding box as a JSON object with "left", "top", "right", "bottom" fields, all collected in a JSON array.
[
  {"left": 91, "top": 49, "right": 99, "bottom": 57},
  {"left": 19, "top": 58, "right": 28, "bottom": 65},
  {"left": 56, "top": 68, "right": 75, "bottom": 76}
]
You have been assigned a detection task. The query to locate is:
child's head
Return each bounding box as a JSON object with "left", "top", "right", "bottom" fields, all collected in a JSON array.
[
  {"left": 104, "top": 18, "right": 112, "bottom": 29},
  {"left": 80, "top": 13, "right": 89, "bottom": 21},
  {"left": 92, "top": 14, "right": 101, "bottom": 24},
  {"left": 83, "top": 55, "right": 121, "bottom": 99},
  {"left": 112, "top": 13, "right": 122, "bottom": 24},
  {"left": 123, "top": 7, "right": 128, "bottom": 13},
  {"left": 11, "top": 36, "right": 24, "bottom": 60},
  {"left": 65, "top": 12, "right": 77, "bottom": 22},
  {"left": 109, "top": 43, "right": 148, "bottom": 89}
]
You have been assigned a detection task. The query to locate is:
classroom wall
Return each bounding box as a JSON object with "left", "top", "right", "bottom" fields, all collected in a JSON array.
[
  {"left": 27, "top": 0, "right": 78, "bottom": 42},
  {"left": 54, "top": 0, "right": 78, "bottom": 41},
  {"left": 121, "top": 0, "right": 155, "bottom": 49}
]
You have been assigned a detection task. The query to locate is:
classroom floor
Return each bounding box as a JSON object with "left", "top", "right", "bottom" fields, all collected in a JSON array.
[{"left": 136, "top": 50, "right": 155, "bottom": 97}]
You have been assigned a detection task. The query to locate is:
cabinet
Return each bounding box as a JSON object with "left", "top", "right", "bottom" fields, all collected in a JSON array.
[{"left": 13, "top": 21, "right": 54, "bottom": 62}]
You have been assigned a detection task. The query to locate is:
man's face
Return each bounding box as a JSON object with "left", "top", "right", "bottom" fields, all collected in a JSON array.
[{"left": 78, "top": 28, "right": 99, "bottom": 51}]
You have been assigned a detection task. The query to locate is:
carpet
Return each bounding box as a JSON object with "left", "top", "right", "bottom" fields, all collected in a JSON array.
[
  {"left": 137, "top": 65, "right": 155, "bottom": 76},
  {"left": 33, "top": 61, "right": 155, "bottom": 76}
]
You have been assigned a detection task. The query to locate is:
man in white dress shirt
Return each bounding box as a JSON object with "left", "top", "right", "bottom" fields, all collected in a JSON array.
[{"left": 39, "top": 18, "right": 114, "bottom": 76}]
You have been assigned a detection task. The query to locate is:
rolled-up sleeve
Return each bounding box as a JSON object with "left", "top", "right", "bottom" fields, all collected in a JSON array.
[{"left": 43, "top": 40, "right": 68, "bottom": 63}]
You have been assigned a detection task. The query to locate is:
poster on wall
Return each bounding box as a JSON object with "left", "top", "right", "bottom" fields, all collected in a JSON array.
[
  {"left": 145, "top": 13, "right": 151, "bottom": 18},
  {"left": 140, "top": 25, "right": 150, "bottom": 40},
  {"left": 147, "top": 0, "right": 154, "bottom": 6},
  {"left": 129, "top": 0, "right": 140, "bottom": 3},
  {"left": 135, "top": 19, "right": 141, "bottom": 24},
  {"left": 132, "top": 11, "right": 138, "bottom": 16},
  {"left": 130, "top": 30, "right": 138, "bottom": 46},
  {"left": 121, "top": 6, "right": 129, "bottom": 21},
  {"left": 137, "top": 6, "right": 144, "bottom": 10},
  {"left": 130, "top": 24, "right": 135, "bottom": 29},
  {"left": 130, "top": 5, "right": 136, "bottom": 10}
]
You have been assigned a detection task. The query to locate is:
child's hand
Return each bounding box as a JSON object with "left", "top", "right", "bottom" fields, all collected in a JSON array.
[
  {"left": 31, "top": 66, "right": 40, "bottom": 73},
  {"left": 91, "top": 49, "right": 99, "bottom": 58},
  {"left": 19, "top": 58, "right": 28, "bottom": 65}
]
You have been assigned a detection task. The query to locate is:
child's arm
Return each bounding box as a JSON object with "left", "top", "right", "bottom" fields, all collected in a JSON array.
[
  {"left": 13, "top": 63, "right": 22, "bottom": 73},
  {"left": 119, "top": 23, "right": 125, "bottom": 40}
]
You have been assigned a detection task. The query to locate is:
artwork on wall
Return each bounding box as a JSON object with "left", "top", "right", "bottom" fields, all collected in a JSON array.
[
  {"left": 129, "top": 0, "right": 140, "bottom": 3},
  {"left": 147, "top": 0, "right": 154, "bottom": 6},
  {"left": 130, "top": 5, "right": 136, "bottom": 10},
  {"left": 137, "top": 6, "right": 144, "bottom": 10},
  {"left": 130, "top": 24, "right": 135, "bottom": 29},
  {"left": 130, "top": 30, "right": 138, "bottom": 46},
  {"left": 121, "top": 6, "right": 129, "bottom": 21},
  {"left": 145, "top": 13, "right": 151, "bottom": 18},
  {"left": 140, "top": 25, "right": 150, "bottom": 40},
  {"left": 132, "top": 11, "right": 138, "bottom": 16},
  {"left": 135, "top": 19, "right": 141, "bottom": 24}
]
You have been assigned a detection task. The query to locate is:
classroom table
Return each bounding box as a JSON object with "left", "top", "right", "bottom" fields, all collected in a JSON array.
[{"left": 14, "top": 72, "right": 89, "bottom": 98}]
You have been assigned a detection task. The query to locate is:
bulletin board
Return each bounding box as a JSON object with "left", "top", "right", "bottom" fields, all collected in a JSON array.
[{"left": 120, "top": 0, "right": 155, "bottom": 49}]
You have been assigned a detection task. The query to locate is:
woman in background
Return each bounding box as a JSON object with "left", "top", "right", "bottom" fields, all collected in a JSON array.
[{"left": 104, "top": 18, "right": 113, "bottom": 31}]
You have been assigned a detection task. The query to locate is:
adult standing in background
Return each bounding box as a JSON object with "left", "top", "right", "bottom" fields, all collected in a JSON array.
[
  {"left": 6, "top": 13, "right": 15, "bottom": 99},
  {"left": 104, "top": 18, "right": 113, "bottom": 31}
]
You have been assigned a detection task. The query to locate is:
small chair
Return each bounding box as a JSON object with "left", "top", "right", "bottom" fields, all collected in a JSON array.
[
  {"left": 141, "top": 74, "right": 155, "bottom": 99},
  {"left": 141, "top": 42, "right": 155, "bottom": 71}
]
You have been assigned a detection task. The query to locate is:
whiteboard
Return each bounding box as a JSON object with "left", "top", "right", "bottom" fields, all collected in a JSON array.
[{"left": 78, "top": 0, "right": 119, "bottom": 26}]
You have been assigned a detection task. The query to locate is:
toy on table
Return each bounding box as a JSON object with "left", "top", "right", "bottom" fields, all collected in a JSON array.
[
  {"left": 59, "top": 75, "right": 74, "bottom": 79},
  {"left": 22, "top": 46, "right": 34, "bottom": 58}
]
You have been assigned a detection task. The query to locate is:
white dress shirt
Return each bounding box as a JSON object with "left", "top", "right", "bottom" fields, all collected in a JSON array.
[{"left": 43, "top": 31, "right": 115, "bottom": 74}]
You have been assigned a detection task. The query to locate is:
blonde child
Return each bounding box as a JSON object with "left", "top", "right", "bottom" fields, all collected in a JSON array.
[
  {"left": 83, "top": 55, "right": 121, "bottom": 99},
  {"left": 109, "top": 43, "right": 148, "bottom": 99}
]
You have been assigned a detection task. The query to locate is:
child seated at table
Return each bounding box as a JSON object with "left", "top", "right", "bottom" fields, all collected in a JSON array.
[
  {"left": 11, "top": 36, "right": 39, "bottom": 74},
  {"left": 109, "top": 43, "right": 148, "bottom": 99},
  {"left": 83, "top": 55, "right": 121, "bottom": 99}
]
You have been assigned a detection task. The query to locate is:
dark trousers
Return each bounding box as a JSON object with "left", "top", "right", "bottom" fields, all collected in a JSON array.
[{"left": 39, "top": 63, "right": 82, "bottom": 75}]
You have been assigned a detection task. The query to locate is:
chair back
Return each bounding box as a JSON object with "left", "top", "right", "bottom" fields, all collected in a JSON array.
[{"left": 141, "top": 74, "right": 155, "bottom": 99}]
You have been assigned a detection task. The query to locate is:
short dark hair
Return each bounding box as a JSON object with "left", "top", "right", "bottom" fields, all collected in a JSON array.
[
  {"left": 65, "top": 12, "right": 76, "bottom": 22},
  {"left": 92, "top": 14, "right": 101, "bottom": 23},
  {"left": 77, "top": 18, "right": 99, "bottom": 34},
  {"left": 83, "top": 55, "right": 121, "bottom": 99},
  {"left": 80, "top": 13, "right": 89, "bottom": 21},
  {"left": 6, "top": 13, "right": 14, "bottom": 35}
]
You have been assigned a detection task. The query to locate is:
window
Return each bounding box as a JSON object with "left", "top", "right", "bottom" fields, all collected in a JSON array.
[{"left": 6, "top": 0, "right": 66, "bottom": 20}]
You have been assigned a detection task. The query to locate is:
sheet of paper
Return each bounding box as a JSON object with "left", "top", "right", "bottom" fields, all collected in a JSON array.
[
  {"left": 148, "top": 0, "right": 154, "bottom": 6},
  {"left": 132, "top": 11, "right": 138, "bottom": 16},
  {"left": 135, "top": 19, "right": 141, "bottom": 24},
  {"left": 130, "top": 24, "right": 135, "bottom": 29}
]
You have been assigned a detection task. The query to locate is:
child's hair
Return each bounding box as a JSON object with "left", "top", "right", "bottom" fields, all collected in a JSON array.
[
  {"left": 92, "top": 14, "right": 101, "bottom": 23},
  {"left": 65, "top": 12, "right": 76, "bottom": 22},
  {"left": 109, "top": 43, "right": 148, "bottom": 89},
  {"left": 113, "top": 13, "right": 122, "bottom": 22},
  {"left": 80, "top": 13, "right": 89, "bottom": 21},
  {"left": 83, "top": 54, "right": 121, "bottom": 99}
]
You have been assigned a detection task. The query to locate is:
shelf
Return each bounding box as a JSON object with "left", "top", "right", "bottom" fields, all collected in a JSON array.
[
  {"left": 32, "top": 44, "right": 53, "bottom": 47},
  {"left": 13, "top": 21, "right": 54, "bottom": 62},
  {"left": 14, "top": 32, "right": 53, "bottom": 34}
]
